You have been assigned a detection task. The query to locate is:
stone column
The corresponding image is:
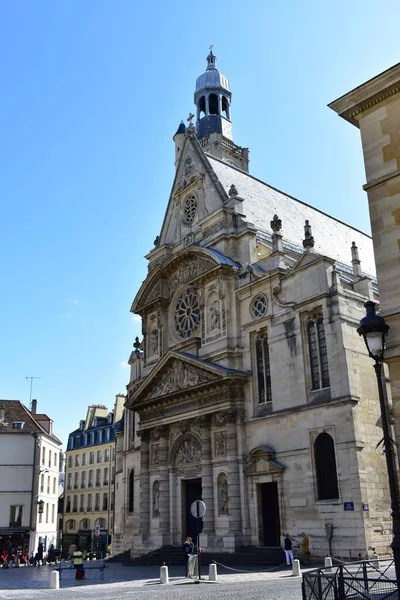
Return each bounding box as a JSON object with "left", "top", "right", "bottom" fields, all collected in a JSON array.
[
  {"left": 196, "top": 415, "right": 214, "bottom": 536},
  {"left": 158, "top": 427, "right": 170, "bottom": 541},
  {"left": 138, "top": 429, "right": 150, "bottom": 535}
]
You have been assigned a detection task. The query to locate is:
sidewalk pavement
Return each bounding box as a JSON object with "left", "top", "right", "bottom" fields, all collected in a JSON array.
[{"left": 0, "top": 560, "right": 319, "bottom": 591}]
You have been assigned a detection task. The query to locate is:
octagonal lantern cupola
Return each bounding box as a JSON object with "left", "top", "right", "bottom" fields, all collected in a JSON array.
[{"left": 194, "top": 49, "right": 232, "bottom": 140}]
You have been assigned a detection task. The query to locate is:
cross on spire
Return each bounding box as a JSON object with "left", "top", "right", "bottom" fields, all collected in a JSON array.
[{"left": 187, "top": 112, "right": 195, "bottom": 125}]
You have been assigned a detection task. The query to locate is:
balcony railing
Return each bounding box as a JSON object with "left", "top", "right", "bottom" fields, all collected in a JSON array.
[
  {"left": 88, "top": 483, "right": 93, "bottom": 488},
  {"left": 9, "top": 521, "right": 22, "bottom": 528},
  {"left": 72, "top": 508, "right": 78, "bottom": 513},
  {"left": 65, "top": 506, "right": 71, "bottom": 513},
  {"left": 94, "top": 506, "right": 100, "bottom": 512},
  {"left": 103, "top": 480, "right": 109, "bottom": 486},
  {"left": 73, "top": 485, "right": 78, "bottom": 489},
  {"left": 95, "top": 482, "right": 101, "bottom": 487}
]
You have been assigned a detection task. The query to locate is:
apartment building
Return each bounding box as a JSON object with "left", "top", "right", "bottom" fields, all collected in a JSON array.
[{"left": 62, "top": 395, "right": 124, "bottom": 555}]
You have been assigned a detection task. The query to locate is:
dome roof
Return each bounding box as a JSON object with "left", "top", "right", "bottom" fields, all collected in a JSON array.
[{"left": 195, "top": 51, "right": 231, "bottom": 96}]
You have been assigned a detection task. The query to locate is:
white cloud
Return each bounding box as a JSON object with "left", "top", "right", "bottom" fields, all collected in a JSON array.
[
  {"left": 66, "top": 299, "right": 79, "bottom": 305},
  {"left": 132, "top": 315, "right": 142, "bottom": 323}
]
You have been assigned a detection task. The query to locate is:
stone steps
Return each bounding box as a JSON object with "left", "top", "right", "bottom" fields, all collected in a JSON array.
[{"left": 123, "top": 545, "right": 286, "bottom": 567}]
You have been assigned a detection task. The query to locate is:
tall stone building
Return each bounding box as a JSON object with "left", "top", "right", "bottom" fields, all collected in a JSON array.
[
  {"left": 63, "top": 396, "right": 124, "bottom": 556},
  {"left": 329, "top": 63, "right": 400, "bottom": 450},
  {"left": 114, "top": 51, "right": 393, "bottom": 560}
]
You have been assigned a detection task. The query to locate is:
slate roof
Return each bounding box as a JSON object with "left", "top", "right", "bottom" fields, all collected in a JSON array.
[
  {"left": 0, "top": 400, "right": 61, "bottom": 443},
  {"left": 178, "top": 351, "right": 249, "bottom": 376},
  {"left": 207, "top": 155, "right": 376, "bottom": 277}
]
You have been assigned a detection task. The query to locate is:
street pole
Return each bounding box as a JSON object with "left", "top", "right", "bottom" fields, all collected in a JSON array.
[{"left": 374, "top": 360, "right": 400, "bottom": 582}]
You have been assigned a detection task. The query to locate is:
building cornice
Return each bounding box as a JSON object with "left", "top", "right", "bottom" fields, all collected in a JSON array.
[{"left": 328, "top": 62, "right": 400, "bottom": 127}]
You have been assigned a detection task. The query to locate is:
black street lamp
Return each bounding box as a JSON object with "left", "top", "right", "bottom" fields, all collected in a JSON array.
[{"left": 357, "top": 300, "right": 400, "bottom": 581}]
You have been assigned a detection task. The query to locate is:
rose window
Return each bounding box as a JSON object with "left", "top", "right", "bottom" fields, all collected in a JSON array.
[
  {"left": 250, "top": 294, "right": 268, "bottom": 319},
  {"left": 183, "top": 195, "right": 197, "bottom": 224},
  {"left": 174, "top": 287, "right": 200, "bottom": 338}
]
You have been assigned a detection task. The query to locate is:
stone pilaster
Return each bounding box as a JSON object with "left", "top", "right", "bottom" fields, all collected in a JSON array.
[
  {"left": 196, "top": 415, "right": 214, "bottom": 535},
  {"left": 158, "top": 427, "right": 170, "bottom": 536},
  {"left": 225, "top": 411, "right": 241, "bottom": 534},
  {"left": 138, "top": 429, "right": 150, "bottom": 535}
]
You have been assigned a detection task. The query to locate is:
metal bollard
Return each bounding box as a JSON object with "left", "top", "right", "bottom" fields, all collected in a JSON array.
[
  {"left": 324, "top": 556, "right": 333, "bottom": 573},
  {"left": 50, "top": 570, "right": 60, "bottom": 590},
  {"left": 160, "top": 564, "right": 169, "bottom": 584},
  {"left": 209, "top": 562, "right": 218, "bottom": 581},
  {"left": 292, "top": 559, "right": 301, "bottom": 577}
]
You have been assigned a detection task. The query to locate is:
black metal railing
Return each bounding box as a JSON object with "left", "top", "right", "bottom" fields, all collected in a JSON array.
[{"left": 302, "top": 559, "right": 398, "bottom": 600}]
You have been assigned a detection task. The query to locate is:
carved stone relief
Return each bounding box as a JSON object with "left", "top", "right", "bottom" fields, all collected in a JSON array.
[
  {"left": 214, "top": 432, "right": 227, "bottom": 457},
  {"left": 212, "top": 409, "right": 238, "bottom": 427},
  {"left": 218, "top": 473, "right": 229, "bottom": 516},
  {"left": 174, "top": 438, "right": 202, "bottom": 466},
  {"left": 209, "top": 300, "right": 221, "bottom": 332},
  {"left": 145, "top": 360, "right": 217, "bottom": 400},
  {"left": 168, "top": 257, "right": 215, "bottom": 297},
  {"left": 151, "top": 444, "right": 159, "bottom": 467},
  {"left": 152, "top": 481, "right": 160, "bottom": 517}
]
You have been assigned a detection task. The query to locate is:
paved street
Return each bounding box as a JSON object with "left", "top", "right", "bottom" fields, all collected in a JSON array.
[{"left": 0, "top": 561, "right": 306, "bottom": 600}]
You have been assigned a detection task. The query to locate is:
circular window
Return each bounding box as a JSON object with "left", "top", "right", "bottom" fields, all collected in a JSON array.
[
  {"left": 250, "top": 294, "right": 267, "bottom": 319},
  {"left": 174, "top": 287, "right": 200, "bottom": 338},
  {"left": 183, "top": 195, "right": 197, "bottom": 224}
]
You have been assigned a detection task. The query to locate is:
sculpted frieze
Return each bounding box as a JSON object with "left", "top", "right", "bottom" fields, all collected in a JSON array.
[
  {"left": 168, "top": 257, "right": 215, "bottom": 296},
  {"left": 145, "top": 359, "right": 217, "bottom": 400}
]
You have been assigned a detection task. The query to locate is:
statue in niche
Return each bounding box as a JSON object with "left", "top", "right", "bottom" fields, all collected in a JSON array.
[
  {"left": 209, "top": 301, "right": 221, "bottom": 331},
  {"left": 152, "top": 481, "right": 160, "bottom": 517},
  {"left": 219, "top": 477, "right": 229, "bottom": 515},
  {"left": 150, "top": 329, "right": 158, "bottom": 355}
]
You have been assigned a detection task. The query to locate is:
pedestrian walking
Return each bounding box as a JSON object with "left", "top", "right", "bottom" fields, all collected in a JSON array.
[
  {"left": 283, "top": 533, "right": 294, "bottom": 566},
  {"left": 183, "top": 536, "right": 194, "bottom": 577},
  {"left": 72, "top": 547, "right": 85, "bottom": 580}
]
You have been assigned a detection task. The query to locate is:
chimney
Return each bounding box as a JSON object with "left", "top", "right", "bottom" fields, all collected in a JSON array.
[{"left": 31, "top": 399, "right": 37, "bottom": 414}]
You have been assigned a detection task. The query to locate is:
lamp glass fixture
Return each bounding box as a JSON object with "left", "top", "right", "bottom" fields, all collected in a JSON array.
[{"left": 366, "top": 331, "right": 385, "bottom": 358}]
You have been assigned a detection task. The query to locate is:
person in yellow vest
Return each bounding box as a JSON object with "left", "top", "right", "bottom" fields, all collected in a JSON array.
[{"left": 72, "top": 547, "right": 84, "bottom": 579}]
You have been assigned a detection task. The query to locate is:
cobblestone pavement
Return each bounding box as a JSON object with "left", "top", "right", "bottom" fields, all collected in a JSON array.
[{"left": 0, "top": 561, "right": 310, "bottom": 599}]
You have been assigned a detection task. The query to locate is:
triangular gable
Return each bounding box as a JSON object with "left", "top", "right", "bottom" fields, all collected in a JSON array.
[
  {"left": 244, "top": 446, "right": 286, "bottom": 476},
  {"left": 290, "top": 251, "right": 334, "bottom": 273},
  {"left": 127, "top": 350, "right": 248, "bottom": 408},
  {"left": 158, "top": 127, "right": 229, "bottom": 247}
]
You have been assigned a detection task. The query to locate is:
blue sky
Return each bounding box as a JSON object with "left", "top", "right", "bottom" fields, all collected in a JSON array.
[{"left": 1, "top": 0, "right": 399, "bottom": 446}]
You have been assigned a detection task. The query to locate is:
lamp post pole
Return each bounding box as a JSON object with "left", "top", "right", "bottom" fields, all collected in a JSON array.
[
  {"left": 358, "top": 300, "right": 400, "bottom": 582},
  {"left": 374, "top": 359, "right": 400, "bottom": 581}
]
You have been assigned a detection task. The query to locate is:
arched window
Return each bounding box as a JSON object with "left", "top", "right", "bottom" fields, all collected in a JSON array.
[
  {"left": 128, "top": 469, "right": 134, "bottom": 513},
  {"left": 198, "top": 96, "right": 206, "bottom": 118},
  {"left": 209, "top": 93, "right": 219, "bottom": 115},
  {"left": 96, "top": 518, "right": 106, "bottom": 528},
  {"left": 256, "top": 333, "right": 272, "bottom": 404},
  {"left": 80, "top": 518, "right": 90, "bottom": 530},
  {"left": 222, "top": 96, "right": 230, "bottom": 119},
  {"left": 314, "top": 432, "right": 339, "bottom": 500},
  {"left": 307, "top": 316, "right": 330, "bottom": 390},
  {"left": 67, "top": 519, "right": 75, "bottom": 530}
]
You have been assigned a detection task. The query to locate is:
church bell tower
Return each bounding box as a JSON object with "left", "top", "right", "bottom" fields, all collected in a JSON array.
[
  {"left": 193, "top": 49, "right": 249, "bottom": 172},
  {"left": 194, "top": 49, "right": 233, "bottom": 140}
]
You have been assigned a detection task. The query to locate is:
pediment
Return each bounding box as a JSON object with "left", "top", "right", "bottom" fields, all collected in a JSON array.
[
  {"left": 244, "top": 446, "right": 286, "bottom": 476},
  {"left": 128, "top": 352, "right": 226, "bottom": 407},
  {"left": 291, "top": 251, "right": 333, "bottom": 273}
]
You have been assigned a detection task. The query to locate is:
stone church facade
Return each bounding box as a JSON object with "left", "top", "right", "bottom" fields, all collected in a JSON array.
[{"left": 113, "top": 51, "right": 393, "bottom": 559}]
